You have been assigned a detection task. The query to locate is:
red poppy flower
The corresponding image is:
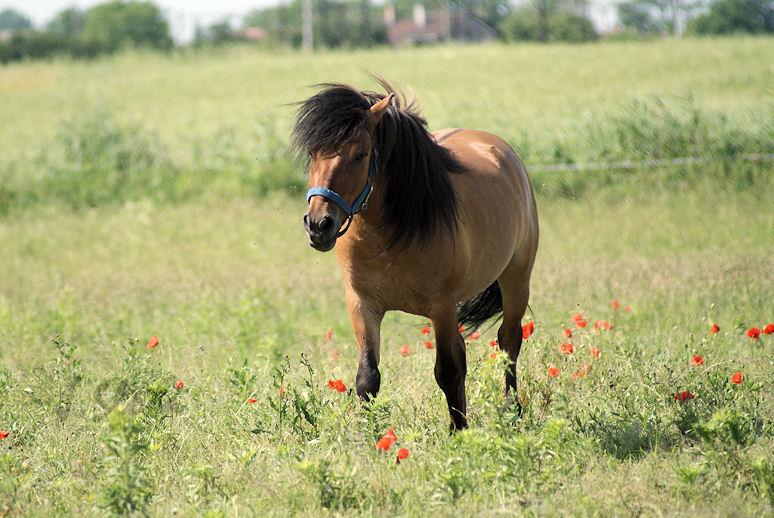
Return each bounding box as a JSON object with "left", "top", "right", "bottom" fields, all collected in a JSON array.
[
  {"left": 376, "top": 428, "right": 398, "bottom": 451},
  {"left": 489, "top": 352, "right": 498, "bottom": 360},
  {"left": 575, "top": 319, "right": 588, "bottom": 329},
  {"left": 560, "top": 342, "right": 574, "bottom": 355},
  {"left": 421, "top": 326, "right": 431, "bottom": 335},
  {"left": 547, "top": 365, "right": 560, "bottom": 378},
  {"left": 563, "top": 328, "right": 572, "bottom": 338},
  {"left": 174, "top": 380, "right": 185, "bottom": 390},
  {"left": 710, "top": 323, "right": 720, "bottom": 334},
  {"left": 246, "top": 397, "right": 257, "bottom": 404},
  {"left": 327, "top": 379, "right": 347, "bottom": 393},
  {"left": 594, "top": 320, "right": 612, "bottom": 331},
  {"left": 730, "top": 371, "right": 744, "bottom": 385},
  {"left": 424, "top": 341, "right": 434, "bottom": 350},
  {"left": 763, "top": 323, "right": 774, "bottom": 335},
  {"left": 690, "top": 355, "right": 704, "bottom": 367},
  {"left": 590, "top": 346, "right": 601, "bottom": 359},
  {"left": 469, "top": 330, "right": 481, "bottom": 341},
  {"left": 624, "top": 306, "right": 632, "bottom": 313},
  {"left": 489, "top": 339, "right": 498, "bottom": 348},
  {"left": 746, "top": 327, "right": 761, "bottom": 339},
  {"left": 522, "top": 321, "right": 535, "bottom": 340},
  {"left": 674, "top": 391, "right": 695, "bottom": 401},
  {"left": 571, "top": 364, "right": 591, "bottom": 380},
  {"left": 396, "top": 447, "right": 410, "bottom": 461},
  {"left": 146, "top": 336, "right": 159, "bottom": 349},
  {"left": 399, "top": 345, "right": 411, "bottom": 357},
  {"left": 611, "top": 299, "right": 621, "bottom": 310},
  {"left": 572, "top": 313, "right": 584, "bottom": 322},
  {"left": 325, "top": 329, "right": 333, "bottom": 341},
  {"left": 0, "top": 431, "right": 8, "bottom": 439}
]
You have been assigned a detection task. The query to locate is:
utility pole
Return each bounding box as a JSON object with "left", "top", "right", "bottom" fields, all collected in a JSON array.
[{"left": 302, "top": 0, "right": 313, "bottom": 50}]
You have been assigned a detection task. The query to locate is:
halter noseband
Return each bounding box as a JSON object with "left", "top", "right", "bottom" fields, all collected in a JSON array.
[{"left": 306, "top": 142, "right": 378, "bottom": 237}]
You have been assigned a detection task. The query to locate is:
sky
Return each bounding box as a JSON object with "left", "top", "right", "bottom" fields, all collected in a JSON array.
[{"left": 1, "top": 1, "right": 619, "bottom": 42}]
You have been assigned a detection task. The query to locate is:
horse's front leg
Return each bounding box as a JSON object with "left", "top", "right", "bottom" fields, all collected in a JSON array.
[
  {"left": 432, "top": 305, "right": 468, "bottom": 431},
  {"left": 346, "top": 292, "right": 385, "bottom": 400}
]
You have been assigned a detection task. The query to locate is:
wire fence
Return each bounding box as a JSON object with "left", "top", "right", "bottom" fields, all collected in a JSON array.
[{"left": 527, "top": 153, "right": 774, "bottom": 173}]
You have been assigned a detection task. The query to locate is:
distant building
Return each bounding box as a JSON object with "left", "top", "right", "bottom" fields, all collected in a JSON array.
[
  {"left": 241, "top": 27, "right": 267, "bottom": 41},
  {"left": 385, "top": 4, "right": 497, "bottom": 46}
]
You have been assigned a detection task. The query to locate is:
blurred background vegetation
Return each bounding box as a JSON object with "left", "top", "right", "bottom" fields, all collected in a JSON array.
[{"left": 1, "top": 0, "right": 772, "bottom": 63}]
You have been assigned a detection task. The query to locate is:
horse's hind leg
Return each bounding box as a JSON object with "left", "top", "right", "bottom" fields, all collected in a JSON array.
[
  {"left": 431, "top": 304, "right": 468, "bottom": 431},
  {"left": 496, "top": 255, "right": 534, "bottom": 411}
]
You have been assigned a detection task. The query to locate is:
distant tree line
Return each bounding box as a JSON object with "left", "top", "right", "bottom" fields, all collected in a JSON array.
[
  {"left": 0, "top": 0, "right": 772, "bottom": 64},
  {"left": 0, "top": 1, "right": 171, "bottom": 64}
]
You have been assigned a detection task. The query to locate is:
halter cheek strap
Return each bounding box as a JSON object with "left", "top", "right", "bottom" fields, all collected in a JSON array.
[{"left": 306, "top": 142, "right": 378, "bottom": 237}]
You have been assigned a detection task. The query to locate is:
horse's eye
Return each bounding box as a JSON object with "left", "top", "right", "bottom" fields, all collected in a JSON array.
[{"left": 354, "top": 151, "right": 367, "bottom": 162}]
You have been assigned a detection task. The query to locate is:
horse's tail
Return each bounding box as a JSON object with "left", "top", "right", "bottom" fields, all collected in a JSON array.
[{"left": 457, "top": 281, "right": 503, "bottom": 332}]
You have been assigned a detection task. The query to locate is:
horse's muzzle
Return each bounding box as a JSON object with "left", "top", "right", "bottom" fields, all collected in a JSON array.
[{"left": 303, "top": 213, "right": 338, "bottom": 252}]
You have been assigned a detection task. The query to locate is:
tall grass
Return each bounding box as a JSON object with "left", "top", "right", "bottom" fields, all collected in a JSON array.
[{"left": 0, "top": 37, "right": 772, "bottom": 212}]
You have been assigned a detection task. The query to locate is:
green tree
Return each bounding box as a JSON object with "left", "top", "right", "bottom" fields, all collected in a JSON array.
[
  {"left": 689, "top": 0, "right": 773, "bottom": 34},
  {"left": 47, "top": 7, "right": 86, "bottom": 39},
  {"left": 499, "top": 0, "right": 596, "bottom": 42},
  {"left": 82, "top": 1, "right": 172, "bottom": 52},
  {"left": 0, "top": 8, "right": 32, "bottom": 31}
]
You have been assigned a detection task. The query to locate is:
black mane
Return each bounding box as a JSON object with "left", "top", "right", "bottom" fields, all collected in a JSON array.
[{"left": 291, "top": 80, "right": 465, "bottom": 249}]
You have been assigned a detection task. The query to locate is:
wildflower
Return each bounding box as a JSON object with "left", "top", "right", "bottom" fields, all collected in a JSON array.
[
  {"left": 624, "top": 306, "right": 632, "bottom": 313},
  {"left": 396, "top": 447, "right": 410, "bottom": 462},
  {"left": 327, "top": 379, "right": 347, "bottom": 393},
  {"left": 731, "top": 371, "right": 744, "bottom": 385},
  {"left": 690, "top": 355, "right": 704, "bottom": 367},
  {"left": 560, "top": 342, "right": 574, "bottom": 355},
  {"left": 376, "top": 428, "right": 398, "bottom": 451},
  {"left": 0, "top": 431, "right": 8, "bottom": 439},
  {"left": 399, "top": 345, "right": 411, "bottom": 357},
  {"left": 547, "top": 365, "right": 560, "bottom": 378},
  {"left": 563, "top": 328, "right": 572, "bottom": 338},
  {"left": 421, "top": 326, "right": 431, "bottom": 335},
  {"left": 594, "top": 320, "right": 612, "bottom": 331},
  {"left": 575, "top": 318, "right": 588, "bottom": 329},
  {"left": 572, "top": 313, "right": 584, "bottom": 322},
  {"left": 611, "top": 299, "right": 621, "bottom": 310},
  {"left": 424, "top": 341, "right": 434, "bottom": 350},
  {"left": 571, "top": 364, "right": 591, "bottom": 380},
  {"left": 674, "top": 391, "right": 695, "bottom": 401},
  {"left": 246, "top": 397, "right": 257, "bottom": 404},
  {"left": 522, "top": 321, "right": 535, "bottom": 339},
  {"left": 710, "top": 323, "right": 720, "bottom": 334},
  {"left": 746, "top": 327, "right": 761, "bottom": 340},
  {"left": 763, "top": 323, "right": 774, "bottom": 335},
  {"left": 489, "top": 352, "right": 498, "bottom": 360},
  {"left": 489, "top": 339, "right": 498, "bottom": 348},
  {"left": 325, "top": 329, "right": 333, "bottom": 341},
  {"left": 458, "top": 325, "right": 465, "bottom": 333},
  {"left": 174, "top": 380, "right": 185, "bottom": 390},
  {"left": 469, "top": 330, "right": 481, "bottom": 341},
  {"left": 590, "top": 346, "right": 601, "bottom": 358},
  {"left": 146, "top": 336, "right": 159, "bottom": 349}
]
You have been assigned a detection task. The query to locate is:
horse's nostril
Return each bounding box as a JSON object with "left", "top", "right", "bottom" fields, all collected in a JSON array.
[
  {"left": 303, "top": 214, "right": 309, "bottom": 229},
  {"left": 319, "top": 215, "right": 334, "bottom": 232}
]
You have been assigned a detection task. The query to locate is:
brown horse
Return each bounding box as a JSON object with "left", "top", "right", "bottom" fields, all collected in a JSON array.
[{"left": 293, "top": 81, "right": 539, "bottom": 430}]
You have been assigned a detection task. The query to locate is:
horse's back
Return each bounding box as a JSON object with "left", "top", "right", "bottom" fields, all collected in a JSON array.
[{"left": 434, "top": 128, "right": 539, "bottom": 298}]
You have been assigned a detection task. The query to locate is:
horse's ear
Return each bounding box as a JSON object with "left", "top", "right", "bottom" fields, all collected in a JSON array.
[{"left": 368, "top": 94, "right": 394, "bottom": 126}]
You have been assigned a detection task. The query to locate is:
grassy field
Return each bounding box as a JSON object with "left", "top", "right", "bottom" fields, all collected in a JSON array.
[{"left": 1, "top": 38, "right": 773, "bottom": 516}]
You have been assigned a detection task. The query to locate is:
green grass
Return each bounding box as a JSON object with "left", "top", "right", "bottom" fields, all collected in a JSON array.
[
  {"left": 0, "top": 37, "right": 772, "bottom": 211},
  {"left": 0, "top": 38, "right": 773, "bottom": 516}
]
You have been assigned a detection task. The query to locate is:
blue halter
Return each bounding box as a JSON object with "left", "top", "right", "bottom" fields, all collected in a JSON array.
[{"left": 306, "top": 142, "right": 378, "bottom": 237}]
